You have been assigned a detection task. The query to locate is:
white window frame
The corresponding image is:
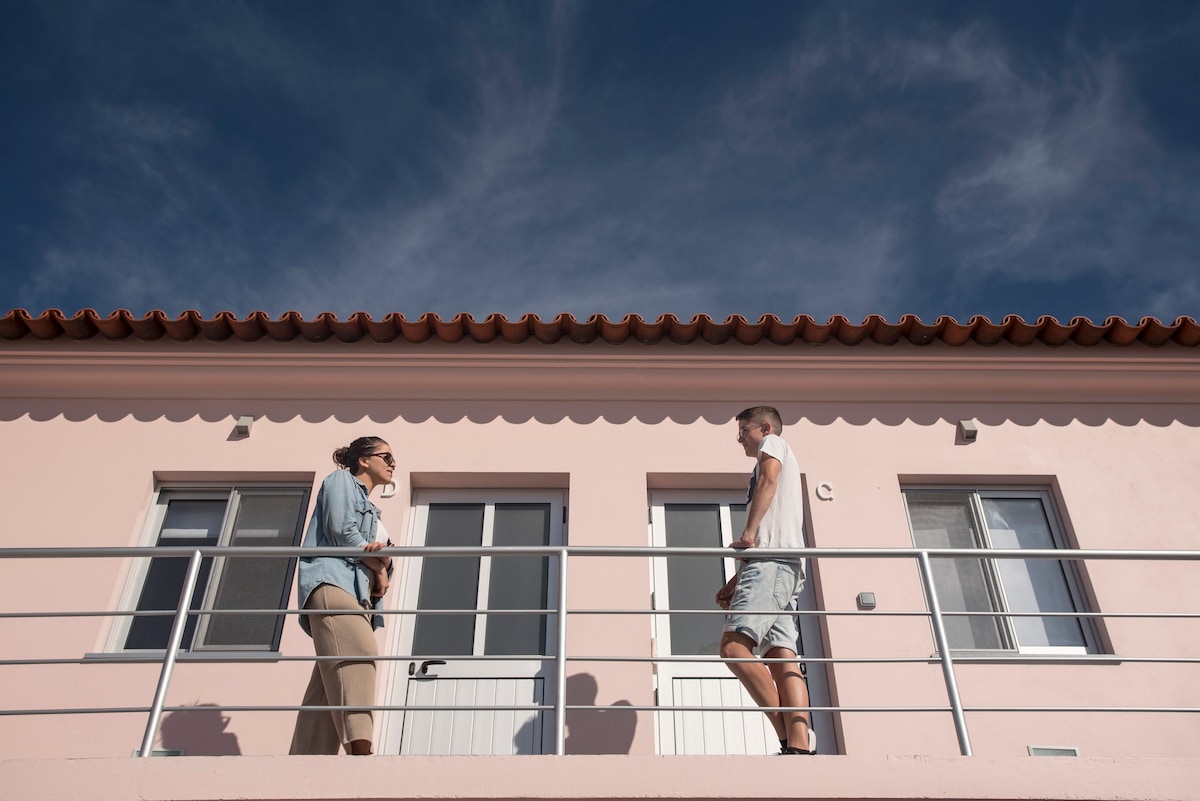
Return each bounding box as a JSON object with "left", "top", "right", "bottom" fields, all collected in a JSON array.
[
  {"left": 110, "top": 483, "right": 309, "bottom": 654},
  {"left": 902, "top": 486, "right": 1099, "bottom": 657}
]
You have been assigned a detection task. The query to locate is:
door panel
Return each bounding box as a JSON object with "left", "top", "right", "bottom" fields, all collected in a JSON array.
[
  {"left": 381, "top": 491, "right": 564, "bottom": 755},
  {"left": 650, "top": 490, "right": 831, "bottom": 755},
  {"left": 400, "top": 677, "right": 544, "bottom": 755},
  {"left": 671, "top": 677, "right": 774, "bottom": 755}
]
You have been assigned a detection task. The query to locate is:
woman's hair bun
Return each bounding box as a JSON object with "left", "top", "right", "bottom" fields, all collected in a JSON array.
[{"left": 331, "top": 436, "right": 387, "bottom": 474}]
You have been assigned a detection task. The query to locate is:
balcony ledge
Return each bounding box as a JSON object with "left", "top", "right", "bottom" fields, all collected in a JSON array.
[{"left": 5, "top": 754, "right": 1198, "bottom": 801}]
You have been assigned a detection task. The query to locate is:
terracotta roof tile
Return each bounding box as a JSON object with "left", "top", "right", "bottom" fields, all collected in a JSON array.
[{"left": 2, "top": 308, "right": 1198, "bottom": 348}]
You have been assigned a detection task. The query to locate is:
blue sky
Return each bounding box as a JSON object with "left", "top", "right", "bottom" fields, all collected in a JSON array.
[{"left": 2, "top": 1, "right": 1198, "bottom": 324}]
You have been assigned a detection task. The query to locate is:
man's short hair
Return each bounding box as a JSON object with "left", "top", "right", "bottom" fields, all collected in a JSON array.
[{"left": 736, "top": 405, "right": 783, "bottom": 434}]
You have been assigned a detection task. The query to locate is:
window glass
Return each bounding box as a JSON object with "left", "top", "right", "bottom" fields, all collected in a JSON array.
[
  {"left": 412, "top": 504, "right": 484, "bottom": 657},
  {"left": 906, "top": 493, "right": 1004, "bottom": 649},
  {"left": 123, "top": 488, "right": 307, "bottom": 652},
  {"left": 904, "top": 489, "right": 1090, "bottom": 653},
  {"left": 125, "top": 498, "right": 224, "bottom": 650},
  {"left": 982, "top": 498, "right": 1086, "bottom": 648},
  {"left": 203, "top": 492, "right": 308, "bottom": 648},
  {"left": 729, "top": 505, "right": 748, "bottom": 540},
  {"left": 663, "top": 504, "right": 727, "bottom": 655},
  {"left": 484, "top": 503, "right": 551, "bottom": 656}
]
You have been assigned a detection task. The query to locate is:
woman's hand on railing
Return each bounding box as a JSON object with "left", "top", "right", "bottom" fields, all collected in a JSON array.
[
  {"left": 362, "top": 542, "right": 391, "bottom": 598},
  {"left": 369, "top": 568, "right": 389, "bottom": 599}
]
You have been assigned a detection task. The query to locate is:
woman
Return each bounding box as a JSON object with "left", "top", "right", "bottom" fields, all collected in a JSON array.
[{"left": 289, "top": 436, "right": 395, "bottom": 755}]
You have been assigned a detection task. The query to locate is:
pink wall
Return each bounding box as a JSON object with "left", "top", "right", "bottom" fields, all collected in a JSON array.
[
  {"left": 1, "top": 339, "right": 1198, "bottom": 763},
  {"left": 6, "top": 753, "right": 1200, "bottom": 801}
]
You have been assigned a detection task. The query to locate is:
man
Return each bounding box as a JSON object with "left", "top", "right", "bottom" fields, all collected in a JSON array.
[{"left": 715, "top": 405, "right": 813, "bottom": 755}]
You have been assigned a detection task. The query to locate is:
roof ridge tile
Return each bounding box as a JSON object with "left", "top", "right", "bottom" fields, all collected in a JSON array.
[{"left": 2, "top": 309, "right": 1197, "bottom": 348}]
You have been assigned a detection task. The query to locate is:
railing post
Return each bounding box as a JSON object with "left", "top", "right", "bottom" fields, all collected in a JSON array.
[
  {"left": 554, "top": 546, "right": 569, "bottom": 755},
  {"left": 139, "top": 549, "right": 204, "bottom": 758},
  {"left": 917, "top": 550, "right": 973, "bottom": 756}
]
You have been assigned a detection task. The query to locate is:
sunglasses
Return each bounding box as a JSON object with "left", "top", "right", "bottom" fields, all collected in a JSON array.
[{"left": 367, "top": 452, "right": 395, "bottom": 467}]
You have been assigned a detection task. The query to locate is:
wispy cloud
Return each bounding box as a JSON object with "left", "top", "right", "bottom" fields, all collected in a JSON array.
[
  {"left": 900, "top": 34, "right": 1130, "bottom": 262},
  {"left": 235, "top": 7, "right": 1200, "bottom": 322},
  {"left": 876, "top": 22, "right": 1200, "bottom": 320},
  {"left": 5, "top": 2, "right": 1197, "bottom": 323},
  {"left": 23, "top": 101, "right": 250, "bottom": 313}
]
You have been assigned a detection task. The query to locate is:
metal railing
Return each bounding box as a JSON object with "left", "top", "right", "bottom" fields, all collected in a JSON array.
[{"left": 1, "top": 544, "right": 1198, "bottom": 758}]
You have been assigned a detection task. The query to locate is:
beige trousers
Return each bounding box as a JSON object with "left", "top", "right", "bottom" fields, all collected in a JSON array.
[{"left": 289, "top": 583, "right": 378, "bottom": 754}]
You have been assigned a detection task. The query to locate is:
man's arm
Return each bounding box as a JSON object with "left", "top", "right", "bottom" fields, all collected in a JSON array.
[
  {"left": 715, "top": 571, "right": 738, "bottom": 609},
  {"left": 730, "top": 452, "right": 781, "bottom": 550}
]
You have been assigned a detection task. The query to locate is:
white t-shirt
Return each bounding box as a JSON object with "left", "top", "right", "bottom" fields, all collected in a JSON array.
[{"left": 749, "top": 434, "right": 807, "bottom": 555}]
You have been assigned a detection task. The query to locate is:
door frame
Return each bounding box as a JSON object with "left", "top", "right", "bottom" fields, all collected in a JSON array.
[
  {"left": 379, "top": 489, "right": 566, "bottom": 754},
  {"left": 649, "top": 489, "right": 831, "bottom": 754}
]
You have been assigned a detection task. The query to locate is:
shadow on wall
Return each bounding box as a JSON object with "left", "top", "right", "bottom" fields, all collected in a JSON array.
[
  {"left": 158, "top": 703, "right": 242, "bottom": 756},
  {"left": 512, "top": 673, "right": 637, "bottom": 755},
  {"left": 5, "top": 398, "right": 1199, "bottom": 428},
  {"left": 563, "top": 673, "right": 637, "bottom": 755}
]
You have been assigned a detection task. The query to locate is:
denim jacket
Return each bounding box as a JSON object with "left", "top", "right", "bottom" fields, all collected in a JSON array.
[{"left": 296, "top": 469, "right": 387, "bottom": 633}]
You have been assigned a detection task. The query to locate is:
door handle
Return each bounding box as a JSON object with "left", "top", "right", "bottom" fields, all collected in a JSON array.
[{"left": 408, "top": 659, "right": 447, "bottom": 676}]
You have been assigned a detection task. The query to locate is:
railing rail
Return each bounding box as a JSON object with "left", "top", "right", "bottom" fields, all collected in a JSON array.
[{"left": 0, "top": 545, "right": 1197, "bottom": 757}]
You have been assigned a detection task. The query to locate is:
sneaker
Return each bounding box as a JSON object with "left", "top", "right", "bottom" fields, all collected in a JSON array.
[
  {"left": 776, "top": 747, "right": 812, "bottom": 755},
  {"left": 775, "top": 728, "right": 817, "bottom": 755}
]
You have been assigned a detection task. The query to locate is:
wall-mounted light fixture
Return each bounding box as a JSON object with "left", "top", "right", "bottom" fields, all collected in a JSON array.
[
  {"left": 957, "top": 419, "right": 978, "bottom": 443},
  {"left": 856, "top": 592, "right": 877, "bottom": 610},
  {"left": 234, "top": 415, "right": 254, "bottom": 437}
]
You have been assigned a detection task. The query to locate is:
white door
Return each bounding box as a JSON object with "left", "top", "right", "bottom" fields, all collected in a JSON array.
[
  {"left": 650, "top": 490, "right": 832, "bottom": 755},
  {"left": 380, "top": 490, "right": 564, "bottom": 755}
]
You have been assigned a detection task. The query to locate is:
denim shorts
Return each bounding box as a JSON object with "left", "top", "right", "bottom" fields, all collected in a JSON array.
[{"left": 724, "top": 559, "right": 804, "bottom": 655}]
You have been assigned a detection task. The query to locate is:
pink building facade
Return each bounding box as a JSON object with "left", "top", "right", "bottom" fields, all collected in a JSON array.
[{"left": 1, "top": 310, "right": 1198, "bottom": 801}]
